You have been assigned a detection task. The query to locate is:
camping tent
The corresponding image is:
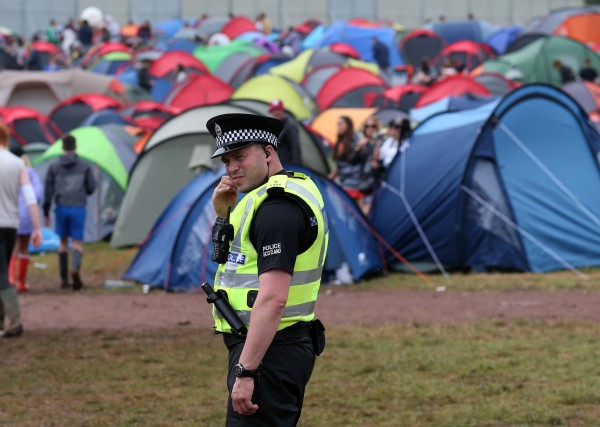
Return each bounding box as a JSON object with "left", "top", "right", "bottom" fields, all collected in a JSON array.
[
  {"left": 111, "top": 102, "right": 331, "bottom": 248},
  {"left": 479, "top": 36, "right": 600, "bottom": 86},
  {"left": 400, "top": 29, "right": 446, "bottom": 69},
  {"left": 433, "top": 41, "right": 495, "bottom": 71},
  {"left": 124, "top": 166, "right": 384, "bottom": 291},
  {"left": 232, "top": 74, "right": 317, "bottom": 120},
  {"left": 49, "top": 93, "right": 123, "bottom": 134},
  {"left": 0, "top": 106, "right": 60, "bottom": 148},
  {"left": 377, "top": 84, "right": 427, "bottom": 111},
  {"left": 315, "top": 67, "right": 387, "bottom": 110},
  {"left": 34, "top": 124, "right": 137, "bottom": 242},
  {"left": 269, "top": 48, "right": 379, "bottom": 83},
  {"left": 370, "top": 84, "right": 600, "bottom": 273},
  {"left": 311, "top": 107, "right": 376, "bottom": 144},
  {"left": 415, "top": 75, "right": 491, "bottom": 108},
  {"left": 149, "top": 51, "right": 209, "bottom": 78},
  {"left": 163, "top": 74, "right": 233, "bottom": 110},
  {"left": 426, "top": 19, "right": 498, "bottom": 43},
  {"left": 0, "top": 69, "right": 127, "bottom": 114},
  {"left": 302, "top": 21, "right": 403, "bottom": 68}
]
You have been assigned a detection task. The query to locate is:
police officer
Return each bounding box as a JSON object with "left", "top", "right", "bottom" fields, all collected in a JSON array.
[{"left": 207, "top": 113, "right": 328, "bottom": 426}]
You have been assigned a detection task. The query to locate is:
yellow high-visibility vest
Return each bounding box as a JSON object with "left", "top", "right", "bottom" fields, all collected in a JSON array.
[{"left": 213, "top": 172, "right": 328, "bottom": 333}]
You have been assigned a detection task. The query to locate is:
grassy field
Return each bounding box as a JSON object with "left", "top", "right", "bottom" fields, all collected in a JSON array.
[
  {"left": 6, "top": 243, "right": 600, "bottom": 426},
  {"left": 2, "top": 322, "right": 599, "bottom": 426},
  {"left": 25, "top": 242, "right": 600, "bottom": 293}
]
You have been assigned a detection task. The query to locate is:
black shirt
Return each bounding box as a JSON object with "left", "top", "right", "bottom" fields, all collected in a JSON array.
[
  {"left": 277, "top": 116, "right": 302, "bottom": 165},
  {"left": 579, "top": 67, "right": 598, "bottom": 83},
  {"left": 249, "top": 178, "right": 318, "bottom": 276}
]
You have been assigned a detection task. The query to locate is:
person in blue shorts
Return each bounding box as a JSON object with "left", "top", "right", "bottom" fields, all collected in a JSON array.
[{"left": 43, "top": 135, "right": 96, "bottom": 290}]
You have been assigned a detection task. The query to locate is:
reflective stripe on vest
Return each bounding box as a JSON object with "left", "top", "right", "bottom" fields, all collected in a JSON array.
[{"left": 213, "top": 172, "right": 328, "bottom": 333}]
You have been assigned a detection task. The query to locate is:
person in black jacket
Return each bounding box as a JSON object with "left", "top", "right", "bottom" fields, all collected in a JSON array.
[
  {"left": 268, "top": 99, "right": 302, "bottom": 165},
  {"left": 579, "top": 57, "right": 598, "bottom": 83},
  {"left": 43, "top": 135, "right": 96, "bottom": 290},
  {"left": 552, "top": 59, "right": 575, "bottom": 84},
  {"left": 372, "top": 36, "right": 390, "bottom": 81},
  {"left": 137, "top": 58, "right": 154, "bottom": 93}
]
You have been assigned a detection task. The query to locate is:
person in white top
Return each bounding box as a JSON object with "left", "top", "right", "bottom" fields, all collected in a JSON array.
[
  {"left": 0, "top": 124, "right": 42, "bottom": 338},
  {"left": 373, "top": 117, "right": 411, "bottom": 170}
]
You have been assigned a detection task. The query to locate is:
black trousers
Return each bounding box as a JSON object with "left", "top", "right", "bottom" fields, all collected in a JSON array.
[
  {"left": 224, "top": 325, "right": 316, "bottom": 427},
  {"left": 0, "top": 228, "right": 17, "bottom": 291}
]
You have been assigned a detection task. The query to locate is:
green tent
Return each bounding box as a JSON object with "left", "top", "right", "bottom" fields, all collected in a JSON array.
[
  {"left": 36, "top": 126, "right": 132, "bottom": 189},
  {"left": 193, "top": 40, "right": 263, "bottom": 73},
  {"left": 480, "top": 36, "right": 600, "bottom": 86},
  {"left": 232, "top": 74, "right": 317, "bottom": 120}
]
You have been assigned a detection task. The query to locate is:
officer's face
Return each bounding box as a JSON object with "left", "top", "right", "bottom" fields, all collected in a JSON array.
[{"left": 221, "top": 144, "right": 268, "bottom": 193}]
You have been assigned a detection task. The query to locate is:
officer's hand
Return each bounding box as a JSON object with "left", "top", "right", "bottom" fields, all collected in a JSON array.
[
  {"left": 231, "top": 377, "right": 258, "bottom": 416},
  {"left": 212, "top": 176, "right": 238, "bottom": 218}
]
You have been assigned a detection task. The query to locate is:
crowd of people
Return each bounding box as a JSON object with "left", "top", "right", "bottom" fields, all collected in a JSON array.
[
  {"left": 328, "top": 114, "right": 411, "bottom": 215},
  {"left": 0, "top": 11, "right": 284, "bottom": 73}
]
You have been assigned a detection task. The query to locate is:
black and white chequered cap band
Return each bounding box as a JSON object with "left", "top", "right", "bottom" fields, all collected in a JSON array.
[{"left": 215, "top": 129, "right": 279, "bottom": 149}]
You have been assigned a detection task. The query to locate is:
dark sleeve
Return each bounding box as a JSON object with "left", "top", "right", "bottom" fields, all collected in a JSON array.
[
  {"left": 250, "top": 196, "right": 306, "bottom": 276},
  {"left": 43, "top": 164, "right": 55, "bottom": 216},
  {"left": 85, "top": 164, "right": 97, "bottom": 195}
]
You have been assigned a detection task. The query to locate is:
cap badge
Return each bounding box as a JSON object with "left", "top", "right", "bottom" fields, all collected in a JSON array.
[{"left": 215, "top": 123, "right": 222, "bottom": 138}]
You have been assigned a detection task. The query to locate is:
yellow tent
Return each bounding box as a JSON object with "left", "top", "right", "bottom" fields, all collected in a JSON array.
[
  {"left": 269, "top": 48, "right": 381, "bottom": 83},
  {"left": 232, "top": 74, "right": 316, "bottom": 120}
]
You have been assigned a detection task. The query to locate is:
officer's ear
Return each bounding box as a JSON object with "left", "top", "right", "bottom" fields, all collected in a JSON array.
[{"left": 264, "top": 147, "right": 271, "bottom": 158}]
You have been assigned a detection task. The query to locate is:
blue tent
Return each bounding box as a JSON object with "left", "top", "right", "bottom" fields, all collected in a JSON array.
[
  {"left": 485, "top": 26, "right": 522, "bottom": 55},
  {"left": 125, "top": 167, "right": 384, "bottom": 291},
  {"left": 426, "top": 20, "right": 498, "bottom": 44},
  {"left": 165, "top": 38, "right": 198, "bottom": 53},
  {"left": 410, "top": 94, "right": 499, "bottom": 123},
  {"left": 370, "top": 84, "right": 600, "bottom": 273},
  {"left": 80, "top": 110, "right": 133, "bottom": 127},
  {"left": 302, "top": 21, "right": 403, "bottom": 67}
]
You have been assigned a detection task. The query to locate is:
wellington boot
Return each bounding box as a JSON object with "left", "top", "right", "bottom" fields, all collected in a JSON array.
[
  {"left": 0, "top": 287, "right": 23, "bottom": 338},
  {"left": 8, "top": 255, "right": 15, "bottom": 286},
  {"left": 59, "top": 252, "right": 69, "bottom": 289},
  {"left": 16, "top": 255, "right": 31, "bottom": 293}
]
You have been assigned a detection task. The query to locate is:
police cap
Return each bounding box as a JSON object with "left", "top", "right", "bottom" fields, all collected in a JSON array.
[{"left": 206, "top": 113, "right": 284, "bottom": 159}]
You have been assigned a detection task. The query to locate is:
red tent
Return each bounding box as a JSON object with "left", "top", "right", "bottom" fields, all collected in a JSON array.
[
  {"left": 415, "top": 75, "right": 492, "bottom": 108},
  {"left": 316, "top": 67, "right": 387, "bottom": 110},
  {"left": 30, "top": 41, "right": 61, "bottom": 55},
  {"left": 49, "top": 93, "right": 123, "bottom": 134},
  {"left": 433, "top": 40, "right": 495, "bottom": 71},
  {"left": 221, "top": 16, "right": 256, "bottom": 39},
  {"left": 97, "top": 42, "right": 131, "bottom": 56},
  {"left": 0, "top": 106, "right": 60, "bottom": 147},
  {"left": 149, "top": 51, "right": 209, "bottom": 78},
  {"left": 295, "top": 19, "right": 322, "bottom": 35},
  {"left": 347, "top": 18, "right": 380, "bottom": 28},
  {"left": 329, "top": 43, "right": 361, "bottom": 59},
  {"left": 120, "top": 101, "right": 181, "bottom": 131},
  {"left": 379, "top": 84, "right": 428, "bottom": 111},
  {"left": 163, "top": 74, "right": 233, "bottom": 110}
]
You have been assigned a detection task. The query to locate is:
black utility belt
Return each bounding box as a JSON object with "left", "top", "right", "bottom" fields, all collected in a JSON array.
[{"left": 222, "top": 320, "right": 326, "bottom": 356}]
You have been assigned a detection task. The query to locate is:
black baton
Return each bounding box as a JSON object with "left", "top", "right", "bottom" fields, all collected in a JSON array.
[{"left": 201, "top": 282, "right": 247, "bottom": 337}]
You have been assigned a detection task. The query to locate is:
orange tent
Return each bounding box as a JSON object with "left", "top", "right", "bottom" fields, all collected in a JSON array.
[
  {"left": 310, "top": 107, "right": 376, "bottom": 145},
  {"left": 555, "top": 14, "right": 600, "bottom": 45}
]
